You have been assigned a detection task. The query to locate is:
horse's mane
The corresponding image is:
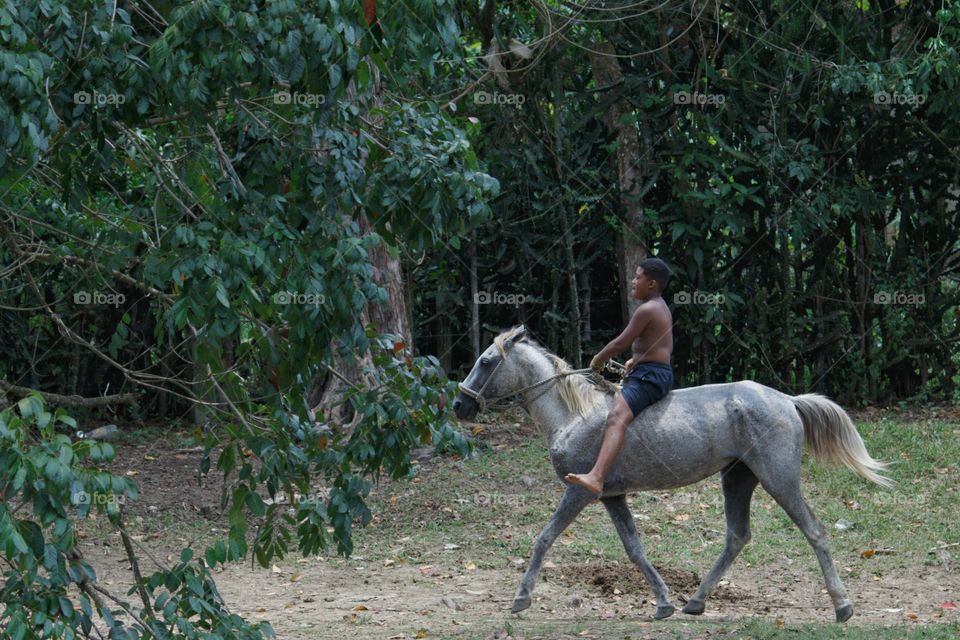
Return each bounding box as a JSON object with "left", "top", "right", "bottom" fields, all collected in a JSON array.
[{"left": 494, "top": 326, "right": 612, "bottom": 418}]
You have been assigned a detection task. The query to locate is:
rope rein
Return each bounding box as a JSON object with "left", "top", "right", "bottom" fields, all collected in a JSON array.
[{"left": 458, "top": 347, "right": 626, "bottom": 414}]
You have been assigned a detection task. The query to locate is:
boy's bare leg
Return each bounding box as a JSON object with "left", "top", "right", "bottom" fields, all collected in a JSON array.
[{"left": 565, "top": 393, "right": 635, "bottom": 496}]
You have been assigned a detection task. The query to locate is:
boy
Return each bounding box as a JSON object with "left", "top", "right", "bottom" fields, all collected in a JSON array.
[{"left": 564, "top": 257, "right": 674, "bottom": 496}]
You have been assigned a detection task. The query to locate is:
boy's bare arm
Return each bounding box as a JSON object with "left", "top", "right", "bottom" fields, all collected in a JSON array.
[{"left": 590, "top": 307, "right": 650, "bottom": 368}]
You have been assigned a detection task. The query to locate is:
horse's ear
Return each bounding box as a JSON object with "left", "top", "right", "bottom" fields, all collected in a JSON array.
[{"left": 510, "top": 325, "right": 527, "bottom": 344}]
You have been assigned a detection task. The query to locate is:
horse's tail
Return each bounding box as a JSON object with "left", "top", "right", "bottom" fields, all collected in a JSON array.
[{"left": 791, "top": 393, "right": 894, "bottom": 488}]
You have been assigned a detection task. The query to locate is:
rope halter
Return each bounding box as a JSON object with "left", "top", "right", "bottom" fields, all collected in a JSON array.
[{"left": 457, "top": 338, "right": 624, "bottom": 415}]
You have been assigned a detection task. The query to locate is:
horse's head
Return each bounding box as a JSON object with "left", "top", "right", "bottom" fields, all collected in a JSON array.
[{"left": 453, "top": 325, "right": 530, "bottom": 420}]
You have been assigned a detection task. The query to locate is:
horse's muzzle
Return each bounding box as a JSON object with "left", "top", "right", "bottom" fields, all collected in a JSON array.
[{"left": 453, "top": 394, "right": 478, "bottom": 420}]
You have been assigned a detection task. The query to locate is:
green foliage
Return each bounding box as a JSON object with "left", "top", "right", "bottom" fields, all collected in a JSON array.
[
  {"left": 0, "top": 394, "right": 274, "bottom": 637},
  {"left": 2, "top": 0, "right": 491, "bottom": 635}
]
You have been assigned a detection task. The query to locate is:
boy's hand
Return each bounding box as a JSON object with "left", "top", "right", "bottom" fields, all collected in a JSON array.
[
  {"left": 622, "top": 356, "right": 637, "bottom": 377},
  {"left": 589, "top": 356, "right": 605, "bottom": 372}
]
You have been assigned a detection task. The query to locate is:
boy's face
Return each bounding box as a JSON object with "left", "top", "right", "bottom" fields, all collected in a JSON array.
[{"left": 631, "top": 267, "right": 657, "bottom": 299}]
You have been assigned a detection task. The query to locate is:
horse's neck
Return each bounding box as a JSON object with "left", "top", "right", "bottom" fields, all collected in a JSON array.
[{"left": 520, "top": 355, "right": 581, "bottom": 446}]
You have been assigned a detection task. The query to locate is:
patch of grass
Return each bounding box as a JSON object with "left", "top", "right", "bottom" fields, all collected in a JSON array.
[
  {"left": 352, "top": 415, "right": 957, "bottom": 619},
  {"left": 111, "top": 423, "right": 193, "bottom": 448},
  {"left": 451, "top": 618, "right": 960, "bottom": 639}
]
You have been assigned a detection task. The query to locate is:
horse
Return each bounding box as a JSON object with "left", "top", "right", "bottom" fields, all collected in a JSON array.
[{"left": 453, "top": 325, "right": 892, "bottom": 623}]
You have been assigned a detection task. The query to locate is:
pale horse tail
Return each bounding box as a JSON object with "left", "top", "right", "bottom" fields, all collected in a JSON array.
[{"left": 791, "top": 393, "right": 894, "bottom": 488}]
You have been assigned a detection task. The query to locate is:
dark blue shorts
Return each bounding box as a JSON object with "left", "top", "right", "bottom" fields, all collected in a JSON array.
[{"left": 620, "top": 362, "right": 673, "bottom": 416}]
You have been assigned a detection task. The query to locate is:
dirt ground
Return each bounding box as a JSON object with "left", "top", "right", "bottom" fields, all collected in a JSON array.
[{"left": 80, "top": 411, "right": 959, "bottom": 639}]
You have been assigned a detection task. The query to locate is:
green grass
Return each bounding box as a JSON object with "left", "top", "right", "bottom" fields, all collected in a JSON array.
[
  {"left": 348, "top": 414, "right": 959, "bottom": 637},
  {"left": 492, "top": 618, "right": 960, "bottom": 639},
  {"left": 357, "top": 416, "right": 959, "bottom": 571}
]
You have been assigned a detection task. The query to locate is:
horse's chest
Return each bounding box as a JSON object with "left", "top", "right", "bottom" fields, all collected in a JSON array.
[{"left": 548, "top": 426, "right": 599, "bottom": 475}]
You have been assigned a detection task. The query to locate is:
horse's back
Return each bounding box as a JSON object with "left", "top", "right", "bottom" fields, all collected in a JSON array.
[{"left": 611, "top": 380, "right": 797, "bottom": 491}]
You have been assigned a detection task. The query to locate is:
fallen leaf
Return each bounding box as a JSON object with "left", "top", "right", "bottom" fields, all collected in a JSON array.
[
  {"left": 143, "top": 455, "right": 158, "bottom": 461},
  {"left": 938, "top": 602, "right": 957, "bottom": 610},
  {"left": 464, "top": 561, "right": 476, "bottom": 571},
  {"left": 352, "top": 605, "right": 368, "bottom": 611},
  {"left": 415, "top": 627, "right": 427, "bottom": 638},
  {"left": 419, "top": 565, "right": 433, "bottom": 576},
  {"left": 904, "top": 611, "right": 919, "bottom": 620},
  {"left": 861, "top": 549, "right": 876, "bottom": 558},
  {"left": 290, "top": 571, "right": 301, "bottom": 582},
  {"left": 271, "top": 565, "right": 282, "bottom": 574},
  {"left": 125, "top": 470, "right": 140, "bottom": 476}
]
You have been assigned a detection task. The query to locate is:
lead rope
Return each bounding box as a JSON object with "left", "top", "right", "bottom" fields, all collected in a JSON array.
[{"left": 459, "top": 353, "right": 626, "bottom": 415}]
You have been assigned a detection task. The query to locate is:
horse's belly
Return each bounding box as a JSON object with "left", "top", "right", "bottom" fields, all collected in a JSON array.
[{"left": 610, "top": 423, "right": 733, "bottom": 491}]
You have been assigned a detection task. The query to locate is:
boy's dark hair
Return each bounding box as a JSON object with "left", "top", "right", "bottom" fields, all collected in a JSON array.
[{"left": 639, "top": 257, "right": 671, "bottom": 290}]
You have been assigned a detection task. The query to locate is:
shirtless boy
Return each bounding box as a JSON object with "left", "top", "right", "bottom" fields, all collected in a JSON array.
[{"left": 564, "top": 257, "right": 674, "bottom": 496}]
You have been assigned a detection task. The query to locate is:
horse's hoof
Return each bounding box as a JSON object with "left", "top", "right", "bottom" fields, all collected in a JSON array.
[
  {"left": 835, "top": 603, "right": 853, "bottom": 623},
  {"left": 681, "top": 599, "right": 705, "bottom": 615},
  {"left": 511, "top": 595, "right": 531, "bottom": 613},
  {"left": 654, "top": 604, "right": 676, "bottom": 620}
]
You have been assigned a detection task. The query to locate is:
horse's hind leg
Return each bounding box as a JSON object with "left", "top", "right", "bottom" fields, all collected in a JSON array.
[
  {"left": 682, "top": 461, "right": 759, "bottom": 615},
  {"left": 601, "top": 494, "right": 675, "bottom": 619},
  {"left": 753, "top": 461, "right": 853, "bottom": 622},
  {"left": 512, "top": 484, "right": 596, "bottom": 613}
]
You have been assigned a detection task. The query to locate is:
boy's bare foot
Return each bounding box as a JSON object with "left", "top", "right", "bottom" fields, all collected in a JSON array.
[{"left": 564, "top": 472, "right": 603, "bottom": 496}]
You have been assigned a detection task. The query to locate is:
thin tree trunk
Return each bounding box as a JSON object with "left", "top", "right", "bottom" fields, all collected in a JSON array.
[
  {"left": 551, "top": 71, "right": 582, "bottom": 365},
  {"left": 579, "top": 269, "right": 591, "bottom": 344},
  {"left": 588, "top": 41, "right": 649, "bottom": 324},
  {"left": 469, "top": 230, "right": 480, "bottom": 359}
]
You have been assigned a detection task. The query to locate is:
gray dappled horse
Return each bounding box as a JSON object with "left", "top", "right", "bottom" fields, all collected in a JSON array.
[{"left": 453, "top": 326, "right": 892, "bottom": 623}]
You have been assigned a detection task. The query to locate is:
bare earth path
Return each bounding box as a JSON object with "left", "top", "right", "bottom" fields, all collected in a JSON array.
[{"left": 83, "top": 408, "right": 959, "bottom": 638}]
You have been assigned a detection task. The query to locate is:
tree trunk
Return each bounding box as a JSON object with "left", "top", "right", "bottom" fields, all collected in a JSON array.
[
  {"left": 551, "top": 71, "right": 583, "bottom": 365},
  {"left": 588, "top": 41, "right": 649, "bottom": 323},
  {"left": 310, "top": 58, "right": 414, "bottom": 432},
  {"left": 469, "top": 230, "right": 481, "bottom": 359}
]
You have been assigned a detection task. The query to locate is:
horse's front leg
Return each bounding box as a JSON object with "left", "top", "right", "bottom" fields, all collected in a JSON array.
[
  {"left": 511, "top": 484, "right": 596, "bottom": 613},
  {"left": 602, "top": 493, "right": 675, "bottom": 619}
]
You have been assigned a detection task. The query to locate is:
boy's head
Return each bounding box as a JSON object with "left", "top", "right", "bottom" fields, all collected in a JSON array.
[{"left": 633, "top": 257, "right": 671, "bottom": 299}]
